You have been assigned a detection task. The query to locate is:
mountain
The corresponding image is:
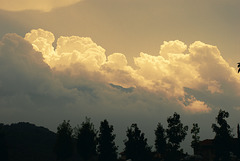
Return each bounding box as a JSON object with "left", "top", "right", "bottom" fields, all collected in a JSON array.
[{"left": 0, "top": 122, "right": 56, "bottom": 161}]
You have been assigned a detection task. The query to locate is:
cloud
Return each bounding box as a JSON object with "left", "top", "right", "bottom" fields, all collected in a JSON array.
[
  {"left": 55, "top": 36, "right": 106, "bottom": 72},
  {"left": 25, "top": 29, "right": 106, "bottom": 73},
  {"left": 23, "top": 28, "right": 240, "bottom": 114},
  {"left": 0, "top": 32, "right": 76, "bottom": 111},
  {"left": 181, "top": 95, "right": 211, "bottom": 114},
  {"left": 101, "top": 53, "right": 137, "bottom": 88},
  {"left": 0, "top": 0, "right": 82, "bottom": 12},
  {"left": 160, "top": 40, "right": 187, "bottom": 59},
  {"left": 24, "top": 29, "right": 56, "bottom": 66}
]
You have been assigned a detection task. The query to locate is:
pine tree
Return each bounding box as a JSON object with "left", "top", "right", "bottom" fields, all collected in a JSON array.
[
  {"left": 98, "top": 119, "right": 118, "bottom": 161},
  {"left": 124, "top": 123, "right": 151, "bottom": 161},
  {"left": 75, "top": 117, "right": 97, "bottom": 161},
  {"left": 55, "top": 120, "right": 73, "bottom": 161}
]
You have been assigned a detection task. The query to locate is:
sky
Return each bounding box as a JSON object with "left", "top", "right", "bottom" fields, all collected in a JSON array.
[{"left": 0, "top": 0, "right": 240, "bottom": 154}]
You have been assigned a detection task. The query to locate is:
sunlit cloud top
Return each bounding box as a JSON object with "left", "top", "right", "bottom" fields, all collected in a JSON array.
[
  {"left": 24, "top": 28, "right": 240, "bottom": 114},
  {"left": 0, "top": 0, "right": 83, "bottom": 12}
]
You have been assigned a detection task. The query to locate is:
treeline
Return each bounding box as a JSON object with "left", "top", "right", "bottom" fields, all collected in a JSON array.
[
  {"left": 54, "top": 113, "right": 192, "bottom": 161},
  {"left": 54, "top": 110, "right": 240, "bottom": 161},
  {"left": 55, "top": 112, "right": 189, "bottom": 161},
  {"left": 0, "top": 110, "right": 239, "bottom": 161}
]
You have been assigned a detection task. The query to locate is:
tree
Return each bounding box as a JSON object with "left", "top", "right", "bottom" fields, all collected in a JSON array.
[
  {"left": 124, "top": 123, "right": 151, "bottom": 161},
  {"left": 98, "top": 119, "right": 118, "bottom": 161},
  {"left": 155, "top": 123, "right": 166, "bottom": 156},
  {"left": 55, "top": 120, "right": 73, "bottom": 161},
  {"left": 75, "top": 117, "right": 98, "bottom": 161},
  {"left": 0, "top": 124, "right": 8, "bottom": 161},
  {"left": 166, "top": 113, "right": 188, "bottom": 161},
  {"left": 212, "top": 110, "right": 233, "bottom": 161},
  {"left": 191, "top": 123, "right": 200, "bottom": 152},
  {"left": 237, "top": 124, "right": 240, "bottom": 158}
]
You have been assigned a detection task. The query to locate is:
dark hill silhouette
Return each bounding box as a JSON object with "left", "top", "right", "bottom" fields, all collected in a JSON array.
[{"left": 0, "top": 122, "right": 56, "bottom": 161}]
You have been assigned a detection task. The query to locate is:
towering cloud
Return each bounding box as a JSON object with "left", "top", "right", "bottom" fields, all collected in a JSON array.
[
  {"left": 0, "top": 33, "right": 75, "bottom": 106},
  {"left": 55, "top": 36, "right": 106, "bottom": 72},
  {"left": 0, "top": 0, "right": 82, "bottom": 12},
  {"left": 159, "top": 40, "right": 187, "bottom": 59},
  {"left": 23, "top": 28, "right": 240, "bottom": 114}
]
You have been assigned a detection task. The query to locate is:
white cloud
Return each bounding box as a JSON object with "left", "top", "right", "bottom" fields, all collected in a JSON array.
[
  {"left": 106, "top": 53, "right": 128, "bottom": 68},
  {"left": 101, "top": 53, "right": 137, "bottom": 88},
  {"left": 23, "top": 29, "right": 240, "bottom": 114},
  {"left": 25, "top": 29, "right": 106, "bottom": 73},
  {"left": 55, "top": 36, "right": 106, "bottom": 72},
  {"left": 0, "top": 0, "right": 82, "bottom": 12},
  {"left": 24, "top": 29, "right": 56, "bottom": 66},
  {"left": 160, "top": 40, "right": 187, "bottom": 59}
]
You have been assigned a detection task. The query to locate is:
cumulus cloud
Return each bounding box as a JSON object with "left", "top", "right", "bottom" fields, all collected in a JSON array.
[
  {"left": 22, "top": 28, "right": 240, "bottom": 114},
  {"left": 159, "top": 40, "right": 187, "bottom": 59},
  {"left": 55, "top": 36, "right": 106, "bottom": 72},
  {"left": 0, "top": 0, "right": 82, "bottom": 12},
  {"left": 25, "top": 29, "right": 106, "bottom": 73},
  {"left": 0, "top": 32, "right": 179, "bottom": 126},
  {"left": 101, "top": 53, "right": 137, "bottom": 88},
  {"left": 24, "top": 29, "right": 56, "bottom": 66},
  {"left": 0, "top": 32, "right": 76, "bottom": 112}
]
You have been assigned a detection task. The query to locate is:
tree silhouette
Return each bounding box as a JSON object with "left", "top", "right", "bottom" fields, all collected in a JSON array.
[
  {"left": 212, "top": 110, "right": 233, "bottom": 161},
  {"left": 75, "top": 117, "right": 97, "bottom": 161},
  {"left": 55, "top": 120, "right": 73, "bottom": 161},
  {"left": 155, "top": 123, "right": 166, "bottom": 157},
  {"left": 124, "top": 123, "right": 152, "bottom": 161},
  {"left": 191, "top": 123, "right": 200, "bottom": 153},
  {"left": 0, "top": 124, "right": 8, "bottom": 161},
  {"left": 166, "top": 112, "right": 188, "bottom": 161},
  {"left": 98, "top": 119, "right": 118, "bottom": 161},
  {"left": 237, "top": 124, "right": 240, "bottom": 158}
]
